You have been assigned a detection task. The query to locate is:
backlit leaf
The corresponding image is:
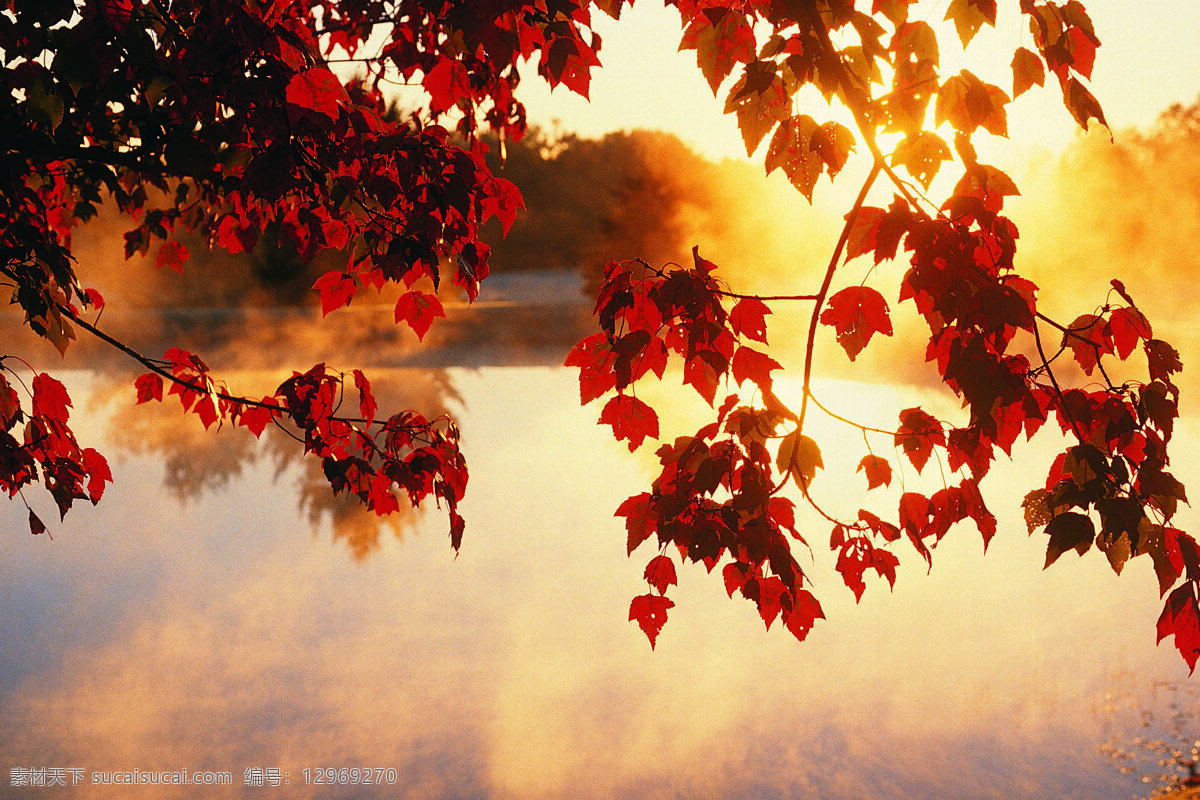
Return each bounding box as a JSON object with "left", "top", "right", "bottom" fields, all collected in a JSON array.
[
  {"left": 783, "top": 589, "right": 824, "bottom": 642},
  {"left": 936, "top": 70, "right": 1009, "bottom": 136},
  {"left": 1140, "top": 525, "right": 1187, "bottom": 597},
  {"left": 599, "top": 394, "right": 659, "bottom": 451},
  {"left": 857, "top": 454, "right": 892, "bottom": 489},
  {"left": 873, "top": 0, "right": 914, "bottom": 26},
  {"left": 134, "top": 373, "right": 163, "bottom": 404},
  {"left": 944, "top": 0, "right": 996, "bottom": 48},
  {"left": 730, "top": 297, "right": 771, "bottom": 344},
  {"left": 1107, "top": 306, "right": 1152, "bottom": 360},
  {"left": 895, "top": 407, "right": 943, "bottom": 473},
  {"left": 898, "top": 492, "right": 934, "bottom": 567},
  {"left": 725, "top": 62, "right": 789, "bottom": 156},
  {"left": 891, "top": 131, "right": 952, "bottom": 190},
  {"left": 617, "top": 492, "right": 655, "bottom": 554},
  {"left": 1064, "top": 77, "right": 1107, "bottom": 131},
  {"left": 1144, "top": 339, "right": 1183, "bottom": 382},
  {"left": 312, "top": 271, "right": 357, "bottom": 317},
  {"left": 644, "top": 555, "right": 678, "bottom": 595},
  {"left": 238, "top": 399, "right": 278, "bottom": 438},
  {"left": 1010, "top": 46, "right": 1044, "bottom": 98},
  {"left": 891, "top": 20, "right": 939, "bottom": 66},
  {"left": 155, "top": 241, "right": 190, "bottom": 273},
  {"left": 81, "top": 447, "right": 112, "bottom": 503},
  {"left": 285, "top": 67, "right": 347, "bottom": 124},
  {"left": 1060, "top": 313, "right": 1110, "bottom": 375},
  {"left": 765, "top": 115, "right": 855, "bottom": 201},
  {"left": 394, "top": 290, "right": 445, "bottom": 340},
  {"left": 730, "top": 346, "right": 781, "bottom": 392},
  {"left": 423, "top": 58, "right": 472, "bottom": 114},
  {"left": 1156, "top": 584, "right": 1200, "bottom": 674},
  {"left": 819, "top": 285, "right": 893, "bottom": 361},
  {"left": 564, "top": 334, "right": 617, "bottom": 405},
  {"left": 32, "top": 373, "right": 71, "bottom": 424},
  {"left": 352, "top": 369, "right": 376, "bottom": 426},
  {"left": 629, "top": 593, "right": 674, "bottom": 649},
  {"left": 777, "top": 431, "right": 823, "bottom": 488},
  {"left": 680, "top": 7, "right": 756, "bottom": 95}
]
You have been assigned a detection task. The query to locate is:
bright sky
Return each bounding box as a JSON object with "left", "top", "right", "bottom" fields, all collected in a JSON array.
[{"left": 517, "top": 1, "right": 1200, "bottom": 163}]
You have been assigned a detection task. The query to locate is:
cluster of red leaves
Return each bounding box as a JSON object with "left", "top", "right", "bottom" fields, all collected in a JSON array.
[
  {"left": 567, "top": 251, "right": 822, "bottom": 648},
  {"left": 562, "top": 0, "right": 1198, "bottom": 671},
  {"left": 575, "top": 202, "right": 1197, "bottom": 669},
  {"left": 865, "top": 189, "right": 1196, "bottom": 672},
  {"left": 132, "top": 350, "right": 467, "bottom": 548},
  {"left": 0, "top": 360, "right": 111, "bottom": 536},
  {"left": 3, "top": 0, "right": 613, "bottom": 539}
]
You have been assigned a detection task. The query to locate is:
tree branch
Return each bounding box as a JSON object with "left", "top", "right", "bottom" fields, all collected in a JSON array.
[{"left": 797, "top": 159, "right": 883, "bottom": 435}]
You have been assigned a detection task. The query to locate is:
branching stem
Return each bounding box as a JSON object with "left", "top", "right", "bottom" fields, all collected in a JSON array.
[{"left": 797, "top": 159, "right": 883, "bottom": 436}]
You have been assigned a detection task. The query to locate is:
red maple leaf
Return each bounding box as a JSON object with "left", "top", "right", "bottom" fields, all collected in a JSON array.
[
  {"left": 857, "top": 454, "right": 892, "bottom": 489},
  {"left": 680, "top": 7, "right": 756, "bottom": 94},
  {"left": 423, "top": 59, "right": 472, "bottom": 114},
  {"left": 629, "top": 593, "right": 674, "bottom": 649},
  {"left": 394, "top": 290, "right": 445, "bottom": 341},
  {"left": 155, "top": 240, "right": 190, "bottom": 273},
  {"left": 819, "top": 286, "right": 893, "bottom": 361},
  {"left": 238, "top": 399, "right": 278, "bottom": 438},
  {"left": 134, "top": 373, "right": 164, "bottom": 404},
  {"left": 598, "top": 394, "right": 659, "bottom": 451},
  {"left": 564, "top": 334, "right": 617, "bottom": 404},
  {"left": 100, "top": 0, "right": 133, "bottom": 31},
  {"left": 682, "top": 354, "right": 721, "bottom": 406},
  {"left": 1107, "top": 306, "right": 1152, "bottom": 361},
  {"left": 643, "top": 555, "right": 678, "bottom": 595},
  {"left": 215, "top": 215, "right": 259, "bottom": 254},
  {"left": 722, "top": 562, "right": 749, "bottom": 598},
  {"left": 729, "top": 297, "right": 771, "bottom": 344},
  {"left": 895, "top": 407, "right": 943, "bottom": 473},
  {"left": 1011, "top": 46, "right": 1045, "bottom": 98},
  {"left": 32, "top": 373, "right": 71, "bottom": 424},
  {"left": 730, "top": 346, "right": 781, "bottom": 392},
  {"left": 617, "top": 492, "right": 655, "bottom": 555},
  {"left": 312, "top": 271, "right": 357, "bottom": 317},
  {"left": 193, "top": 393, "right": 219, "bottom": 430},
  {"left": 1157, "top": 583, "right": 1200, "bottom": 674},
  {"left": 858, "top": 509, "right": 902, "bottom": 542},
  {"left": 81, "top": 447, "right": 112, "bottom": 503},
  {"left": 285, "top": 67, "right": 348, "bottom": 125},
  {"left": 352, "top": 370, "right": 377, "bottom": 426},
  {"left": 836, "top": 538, "right": 898, "bottom": 602},
  {"left": 1061, "top": 313, "right": 1111, "bottom": 375},
  {"left": 367, "top": 470, "right": 400, "bottom": 516},
  {"left": 898, "top": 491, "right": 935, "bottom": 567},
  {"left": 782, "top": 589, "right": 824, "bottom": 642}
]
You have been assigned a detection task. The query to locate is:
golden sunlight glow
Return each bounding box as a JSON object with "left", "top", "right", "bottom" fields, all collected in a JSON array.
[{"left": 520, "top": 1, "right": 1200, "bottom": 165}]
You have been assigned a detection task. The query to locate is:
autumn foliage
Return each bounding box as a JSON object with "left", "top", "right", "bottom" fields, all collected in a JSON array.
[{"left": 2, "top": 1, "right": 1197, "bottom": 671}]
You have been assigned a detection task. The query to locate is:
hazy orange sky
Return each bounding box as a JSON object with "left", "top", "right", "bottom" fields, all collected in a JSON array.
[{"left": 518, "top": 1, "right": 1200, "bottom": 162}]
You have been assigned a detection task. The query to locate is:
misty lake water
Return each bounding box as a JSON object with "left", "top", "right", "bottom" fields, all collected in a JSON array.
[{"left": 2, "top": 293, "right": 1198, "bottom": 800}]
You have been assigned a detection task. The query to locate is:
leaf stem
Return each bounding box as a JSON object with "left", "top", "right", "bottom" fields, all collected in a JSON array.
[
  {"left": 1032, "top": 316, "right": 1085, "bottom": 444},
  {"left": 798, "top": 158, "right": 883, "bottom": 435}
]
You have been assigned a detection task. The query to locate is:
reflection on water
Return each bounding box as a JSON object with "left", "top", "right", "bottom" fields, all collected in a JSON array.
[
  {"left": 85, "top": 367, "right": 463, "bottom": 561},
  {"left": 1097, "top": 678, "right": 1200, "bottom": 796},
  {"left": 1, "top": 367, "right": 1197, "bottom": 800}
]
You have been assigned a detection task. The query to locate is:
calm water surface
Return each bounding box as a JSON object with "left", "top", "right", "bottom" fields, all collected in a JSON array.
[{"left": 1, "top": 365, "right": 1195, "bottom": 800}]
